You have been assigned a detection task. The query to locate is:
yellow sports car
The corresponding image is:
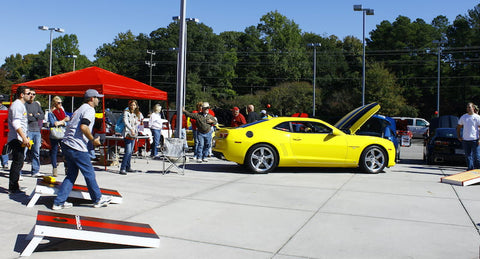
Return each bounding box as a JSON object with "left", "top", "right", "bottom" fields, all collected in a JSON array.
[{"left": 213, "top": 103, "right": 396, "bottom": 173}]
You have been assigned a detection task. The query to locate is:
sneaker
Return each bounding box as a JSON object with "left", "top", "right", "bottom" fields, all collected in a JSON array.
[
  {"left": 32, "top": 172, "right": 44, "bottom": 177},
  {"left": 202, "top": 158, "right": 208, "bottom": 162},
  {"left": 197, "top": 158, "right": 202, "bottom": 163},
  {"left": 2, "top": 165, "right": 7, "bottom": 170},
  {"left": 93, "top": 196, "right": 112, "bottom": 208},
  {"left": 52, "top": 202, "right": 73, "bottom": 210},
  {"left": 119, "top": 169, "right": 127, "bottom": 175}
]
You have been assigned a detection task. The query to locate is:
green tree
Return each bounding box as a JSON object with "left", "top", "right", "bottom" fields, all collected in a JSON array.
[
  {"left": 262, "top": 81, "right": 320, "bottom": 116},
  {"left": 257, "top": 11, "right": 309, "bottom": 86},
  {"left": 365, "top": 62, "right": 414, "bottom": 116}
]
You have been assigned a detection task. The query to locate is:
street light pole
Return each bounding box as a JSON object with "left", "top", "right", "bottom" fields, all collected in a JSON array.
[
  {"left": 307, "top": 43, "right": 321, "bottom": 117},
  {"left": 38, "top": 25, "right": 64, "bottom": 110},
  {"left": 433, "top": 39, "right": 447, "bottom": 117},
  {"left": 353, "top": 5, "right": 374, "bottom": 106},
  {"left": 175, "top": 0, "right": 187, "bottom": 139},
  {"left": 66, "top": 54, "right": 77, "bottom": 112},
  {"left": 146, "top": 50, "right": 156, "bottom": 111}
]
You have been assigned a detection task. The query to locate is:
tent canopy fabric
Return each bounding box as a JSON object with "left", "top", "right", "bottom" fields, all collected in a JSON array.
[{"left": 12, "top": 66, "right": 167, "bottom": 101}]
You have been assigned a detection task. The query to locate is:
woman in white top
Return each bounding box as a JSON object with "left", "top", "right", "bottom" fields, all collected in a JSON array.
[
  {"left": 149, "top": 104, "right": 163, "bottom": 157},
  {"left": 119, "top": 100, "right": 143, "bottom": 175}
]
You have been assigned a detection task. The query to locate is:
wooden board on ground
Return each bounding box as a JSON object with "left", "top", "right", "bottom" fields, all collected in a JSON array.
[
  {"left": 20, "top": 210, "right": 159, "bottom": 256},
  {"left": 27, "top": 179, "right": 122, "bottom": 207},
  {"left": 441, "top": 169, "right": 480, "bottom": 186}
]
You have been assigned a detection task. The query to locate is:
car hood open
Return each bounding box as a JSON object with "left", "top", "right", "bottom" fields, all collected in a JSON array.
[{"left": 334, "top": 103, "right": 380, "bottom": 134}]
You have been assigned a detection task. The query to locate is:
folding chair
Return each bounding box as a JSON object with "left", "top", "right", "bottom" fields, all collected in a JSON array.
[{"left": 161, "top": 138, "right": 186, "bottom": 175}]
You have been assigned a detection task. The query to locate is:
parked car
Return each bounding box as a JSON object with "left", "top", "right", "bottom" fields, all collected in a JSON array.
[
  {"left": 357, "top": 114, "right": 400, "bottom": 162},
  {"left": 392, "top": 117, "right": 429, "bottom": 138},
  {"left": 213, "top": 103, "right": 396, "bottom": 174},
  {"left": 423, "top": 115, "right": 464, "bottom": 165},
  {"left": 424, "top": 128, "right": 464, "bottom": 165}
]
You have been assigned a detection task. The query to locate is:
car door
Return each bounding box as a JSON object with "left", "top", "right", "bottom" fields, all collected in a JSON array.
[{"left": 289, "top": 121, "right": 348, "bottom": 165}]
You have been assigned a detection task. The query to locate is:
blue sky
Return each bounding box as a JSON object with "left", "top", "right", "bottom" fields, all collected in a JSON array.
[{"left": 1, "top": 0, "right": 478, "bottom": 65}]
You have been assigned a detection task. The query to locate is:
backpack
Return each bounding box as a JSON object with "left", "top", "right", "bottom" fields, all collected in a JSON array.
[{"left": 115, "top": 113, "right": 125, "bottom": 133}]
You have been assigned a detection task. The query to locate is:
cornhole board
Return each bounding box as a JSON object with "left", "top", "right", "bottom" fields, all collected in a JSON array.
[
  {"left": 27, "top": 179, "right": 122, "bottom": 207},
  {"left": 441, "top": 169, "right": 480, "bottom": 186},
  {"left": 21, "top": 210, "right": 160, "bottom": 256}
]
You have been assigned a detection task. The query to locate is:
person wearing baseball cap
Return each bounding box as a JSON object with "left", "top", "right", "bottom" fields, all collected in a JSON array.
[
  {"left": 230, "top": 106, "right": 246, "bottom": 127},
  {"left": 183, "top": 102, "right": 217, "bottom": 163},
  {"left": 53, "top": 89, "right": 111, "bottom": 210}
]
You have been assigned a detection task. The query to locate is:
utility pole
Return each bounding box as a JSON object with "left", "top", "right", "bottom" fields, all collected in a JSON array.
[{"left": 145, "top": 50, "right": 156, "bottom": 111}]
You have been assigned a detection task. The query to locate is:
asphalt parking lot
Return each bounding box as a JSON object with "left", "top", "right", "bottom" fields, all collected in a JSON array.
[{"left": 1, "top": 139, "right": 479, "bottom": 259}]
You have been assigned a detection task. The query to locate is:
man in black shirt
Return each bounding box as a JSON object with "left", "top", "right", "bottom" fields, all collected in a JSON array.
[{"left": 246, "top": 104, "right": 261, "bottom": 123}]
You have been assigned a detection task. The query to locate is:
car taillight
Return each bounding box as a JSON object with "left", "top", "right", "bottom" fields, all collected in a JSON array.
[
  {"left": 434, "top": 140, "right": 449, "bottom": 146},
  {"left": 219, "top": 132, "right": 228, "bottom": 139}
]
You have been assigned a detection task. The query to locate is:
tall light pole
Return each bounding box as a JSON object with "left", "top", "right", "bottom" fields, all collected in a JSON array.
[
  {"left": 146, "top": 50, "right": 156, "bottom": 111},
  {"left": 66, "top": 54, "right": 77, "bottom": 71},
  {"left": 353, "top": 5, "right": 374, "bottom": 106},
  {"left": 38, "top": 26, "right": 64, "bottom": 77},
  {"left": 174, "top": 0, "right": 187, "bottom": 139},
  {"left": 39, "top": 25, "right": 64, "bottom": 110},
  {"left": 433, "top": 38, "right": 447, "bottom": 117},
  {"left": 307, "top": 43, "right": 321, "bottom": 117},
  {"left": 66, "top": 55, "right": 77, "bottom": 112},
  {"left": 172, "top": 16, "right": 199, "bottom": 107}
]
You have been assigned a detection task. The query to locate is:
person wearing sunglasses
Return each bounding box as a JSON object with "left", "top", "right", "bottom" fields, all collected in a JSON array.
[
  {"left": 48, "top": 96, "right": 70, "bottom": 176},
  {"left": 25, "top": 89, "right": 44, "bottom": 177}
]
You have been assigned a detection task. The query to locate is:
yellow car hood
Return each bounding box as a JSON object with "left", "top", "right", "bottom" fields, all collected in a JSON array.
[{"left": 334, "top": 103, "right": 380, "bottom": 134}]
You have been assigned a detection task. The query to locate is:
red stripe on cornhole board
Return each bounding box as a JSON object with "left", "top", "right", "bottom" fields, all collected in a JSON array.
[
  {"left": 37, "top": 179, "right": 121, "bottom": 197},
  {"left": 36, "top": 211, "right": 158, "bottom": 238}
]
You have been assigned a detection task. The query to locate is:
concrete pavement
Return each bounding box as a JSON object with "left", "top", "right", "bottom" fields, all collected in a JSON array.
[{"left": 1, "top": 142, "right": 479, "bottom": 258}]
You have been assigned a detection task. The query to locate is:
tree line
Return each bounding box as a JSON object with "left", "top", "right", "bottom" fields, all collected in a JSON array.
[{"left": 1, "top": 5, "right": 479, "bottom": 123}]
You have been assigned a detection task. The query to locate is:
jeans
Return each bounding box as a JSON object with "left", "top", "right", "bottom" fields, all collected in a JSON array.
[
  {"left": 462, "top": 140, "right": 479, "bottom": 170},
  {"left": 192, "top": 130, "right": 198, "bottom": 158},
  {"left": 151, "top": 129, "right": 161, "bottom": 157},
  {"left": 196, "top": 130, "right": 212, "bottom": 160},
  {"left": 9, "top": 139, "right": 25, "bottom": 191},
  {"left": 1, "top": 154, "right": 8, "bottom": 167},
  {"left": 120, "top": 138, "right": 134, "bottom": 170},
  {"left": 54, "top": 143, "right": 102, "bottom": 205},
  {"left": 50, "top": 138, "right": 62, "bottom": 168},
  {"left": 27, "top": 131, "right": 41, "bottom": 174}
]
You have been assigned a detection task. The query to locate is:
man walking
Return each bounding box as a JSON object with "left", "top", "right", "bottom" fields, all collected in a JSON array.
[
  {"left": 457, "top": 102, "right": 480, "bottom": 170},
  {"left": 7, "top": 86, "right": 32, "bottom": 193},
  {"left": 53, "top": 89, "right": 111, "bottom": 210},
  {"left": 25, "top": 89, "right": 44, "bottom": 177}
]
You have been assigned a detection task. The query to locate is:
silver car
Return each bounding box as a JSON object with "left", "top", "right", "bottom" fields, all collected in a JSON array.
[{"left": 392, "top": 117, "right": 429, "bottom": 138}]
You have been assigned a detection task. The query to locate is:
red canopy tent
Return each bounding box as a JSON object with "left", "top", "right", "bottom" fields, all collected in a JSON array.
[
  {"left": 12, "top": 66, "right": 168, "bottom": 169},
  {"left": 11, "top": 66, "right": 167, "bottom": 100}
]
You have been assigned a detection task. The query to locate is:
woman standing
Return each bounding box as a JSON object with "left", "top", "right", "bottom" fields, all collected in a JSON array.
[
  {"left": 120, "top": 100, "right": 143, "bottom": 175},
  {"left": 149, "top": 104, "right": 163, "bottom": 158},
  {"left": 48, "top": 96, "right": 70, "bottom": 177}
]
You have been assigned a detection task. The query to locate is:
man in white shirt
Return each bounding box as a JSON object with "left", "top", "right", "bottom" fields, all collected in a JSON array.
[
  {"left": 457, "top": 102, "right": 480, "bottom": 170},
  {"left": 7, "top": 86, "right": 32, "bottom": 193}
]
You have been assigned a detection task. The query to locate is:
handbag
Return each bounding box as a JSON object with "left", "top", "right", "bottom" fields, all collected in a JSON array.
[{"left": 50, "top": 126, "right": 66, "bottom": 139}]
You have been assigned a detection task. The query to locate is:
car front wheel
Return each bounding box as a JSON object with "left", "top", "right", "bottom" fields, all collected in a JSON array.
[
  {"left": 245, "top": 144, "right": 278, "bottom": 173},
  {"left": 360, "top": 145, "right": 387, "bottom": 174}
]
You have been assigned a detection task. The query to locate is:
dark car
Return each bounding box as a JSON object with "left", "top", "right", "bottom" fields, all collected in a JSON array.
[
  {"left": 357, "top": 114, "right": 400, "bottom": 162},
  {"left": 424, "top": 128, "right": 464, "bottom": 165}
]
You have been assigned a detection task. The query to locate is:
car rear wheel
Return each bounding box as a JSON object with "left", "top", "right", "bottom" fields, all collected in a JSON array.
[
  {"left": 360, "top": 145, "right": 387, "bottom": 174},
  {"left": 245, "top": 144, "right": 278, "bottom": 173}
]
